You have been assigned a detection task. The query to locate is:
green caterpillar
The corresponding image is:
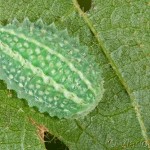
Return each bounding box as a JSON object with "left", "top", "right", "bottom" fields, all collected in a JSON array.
[{"left": 0, "top": 18, "right": 104, "bottom": 118}]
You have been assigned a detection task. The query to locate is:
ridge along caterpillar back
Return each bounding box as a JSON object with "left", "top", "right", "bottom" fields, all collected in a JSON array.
[{"left": 0, "top": 18, "right": 104, "bottom": 119}]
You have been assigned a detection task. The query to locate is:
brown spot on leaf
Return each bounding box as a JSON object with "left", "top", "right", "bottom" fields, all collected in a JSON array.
[{"left": 29, "top": 117, "right": 48, "bottom": 142}]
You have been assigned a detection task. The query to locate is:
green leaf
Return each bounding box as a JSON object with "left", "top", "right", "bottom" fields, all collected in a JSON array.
[{"left": 0, "top": 0, "right": 149, "bottom": 149}]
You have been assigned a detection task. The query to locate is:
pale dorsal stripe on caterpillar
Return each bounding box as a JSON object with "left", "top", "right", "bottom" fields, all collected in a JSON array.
[
  {"left": 0, "top": 42, "right": 85, "bottom": 105},
  {"left": 0, "top": 28, "right": 96, "bottom": 95}
]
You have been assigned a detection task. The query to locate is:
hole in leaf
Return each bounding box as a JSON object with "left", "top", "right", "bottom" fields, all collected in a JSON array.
[
  {"left": 29, "top": 118, "right": 69, "bottom": 150},
  {"left": 77, "top": 0, "right": 92, "bottom": 12},
  {"left": 44, "top": 131, "right": 69, "bottom": 150}
]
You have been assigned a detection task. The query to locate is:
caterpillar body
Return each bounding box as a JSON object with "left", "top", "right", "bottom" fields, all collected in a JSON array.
[{"left": 0, "top": 18, "right": 104, "bottom": 118}]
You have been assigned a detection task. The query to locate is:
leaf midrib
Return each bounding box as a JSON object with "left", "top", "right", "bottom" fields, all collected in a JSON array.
[{"left": 72, "top": 0, "right": 150, "bottom": 148}]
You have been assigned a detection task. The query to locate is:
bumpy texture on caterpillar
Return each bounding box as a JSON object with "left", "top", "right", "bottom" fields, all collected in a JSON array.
[{"left": 0, "top": 18, "right": 104, "bottom": 118}]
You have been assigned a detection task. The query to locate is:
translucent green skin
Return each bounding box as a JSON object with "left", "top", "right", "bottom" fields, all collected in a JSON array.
[{"left": 0, "top": 18, "right": 104, "bottom": 118}]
